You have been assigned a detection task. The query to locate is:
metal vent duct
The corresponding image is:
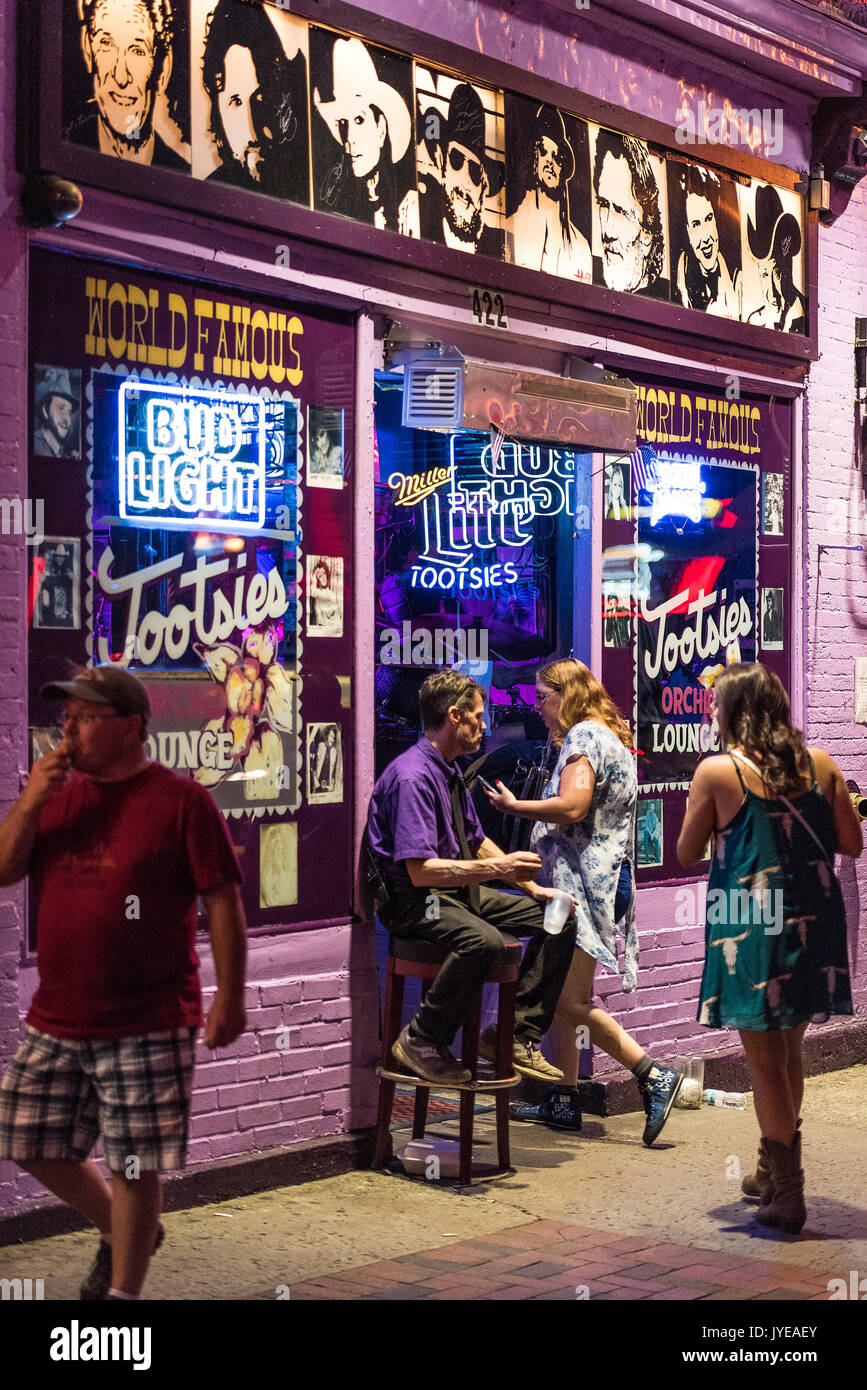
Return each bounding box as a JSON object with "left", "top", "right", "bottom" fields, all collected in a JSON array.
[
  {"left": 462, "top": 364, "right": 637, "bottom": 451},
  {"left": 402, "top": 361, "right": 465, "bottom": 431}
]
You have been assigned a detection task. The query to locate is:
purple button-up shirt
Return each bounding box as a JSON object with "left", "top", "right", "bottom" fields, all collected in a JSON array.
[{"left": 367, "top": 739, "right": 485, "bottom": 887}]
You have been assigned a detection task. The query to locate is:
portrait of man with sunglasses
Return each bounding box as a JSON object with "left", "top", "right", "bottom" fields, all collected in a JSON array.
[
  {"left": 418, "top": 81, "right": 505, "bottom": 258},
  {"left": 505, "top": 101, "right": 592, "bottom": 282}
]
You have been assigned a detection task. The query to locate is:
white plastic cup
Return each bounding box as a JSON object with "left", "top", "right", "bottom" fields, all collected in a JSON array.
[{"left": 543, "top": 888, "right": 573, "bottom": 935}]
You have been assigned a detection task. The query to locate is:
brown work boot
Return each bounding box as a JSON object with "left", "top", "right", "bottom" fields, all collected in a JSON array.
[
  {"left": 512, "top": 1037, "right": 564, "bottom": 1083},
  {"left": 480, "top": 1027, "right": 564, "bottom": 1082},
  {"left": 756, "top": 1130, "right": 806, "bottom": 1234},
  {"left": 392, "top": 1025, "right": 472, "bottom": 1086}
]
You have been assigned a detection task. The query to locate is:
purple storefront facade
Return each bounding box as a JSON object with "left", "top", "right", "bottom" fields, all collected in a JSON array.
[{"left": 1, "top": 0, "right": 866, "bottom": 1221}]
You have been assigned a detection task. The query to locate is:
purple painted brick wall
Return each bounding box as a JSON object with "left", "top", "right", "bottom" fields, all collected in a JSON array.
[{"left": 803, "top": 175, "right": 867, "bottom": 1026}]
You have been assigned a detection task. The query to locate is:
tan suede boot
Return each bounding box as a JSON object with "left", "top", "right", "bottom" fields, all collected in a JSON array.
[{"left": 756, "top": 1130, "right": 806, "bottom": 1234}]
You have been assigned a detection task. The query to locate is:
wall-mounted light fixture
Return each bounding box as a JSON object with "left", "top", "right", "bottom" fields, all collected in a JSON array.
[
  {"left": 808, "top": 164, "right": 831, "bottom": 214},
  {"left": 21, "top": 173, "right": 83, "bottom": 227}
]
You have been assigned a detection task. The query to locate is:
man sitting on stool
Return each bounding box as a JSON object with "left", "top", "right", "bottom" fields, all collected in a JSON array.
[{"left": 367, "top": 670, "right": 575, "bottom": 1085}]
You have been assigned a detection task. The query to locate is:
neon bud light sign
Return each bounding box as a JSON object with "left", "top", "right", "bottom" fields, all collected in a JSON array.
[
  {"left": 118, "top": 380, "right": 266, "bottom": 532},
  {"left": 650, "top": 457, "right": 705, "bottom": 526}
]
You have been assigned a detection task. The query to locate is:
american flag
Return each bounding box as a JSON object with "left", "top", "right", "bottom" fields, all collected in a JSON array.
[{"left": 630, "top": 443, "right": 657, "bottom": 495}]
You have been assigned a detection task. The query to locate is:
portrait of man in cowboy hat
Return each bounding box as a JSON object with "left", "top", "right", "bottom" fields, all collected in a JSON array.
[
  {"left": 744, "top": 183, "right": 806, "bottom": 334},
  {"left": 65, "top": 0, "right": 189, "bottom": 170},
  {"left": 33, "top": 539, "right": 80, "bottom": 630},
  {"left": 418, "top": 79, "right": 505, "bottom": 258},
  {"left": 198, "top": 0, "right": 309, "bottom": 202},
  {"left": 311, "top": 30, "right": 418, "bottom": 235},
  {"left": 33, "top": 367, "right": 81, "bottom": 459},
  {"left": 504, "top": 98, "right": 592, "bottom": 281}
]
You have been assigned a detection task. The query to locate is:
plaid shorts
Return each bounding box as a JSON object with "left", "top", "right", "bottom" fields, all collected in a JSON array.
[{"left": 0, "top": 1025, "right": 197, "bottom": 1172}]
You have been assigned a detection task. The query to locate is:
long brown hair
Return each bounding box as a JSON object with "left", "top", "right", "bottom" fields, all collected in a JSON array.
[
  {"left": 537, "top": 659, "right": 632, "bottom": 750},
  {"left": 714, "top": 662, "right": 809, "bottom": 795}
]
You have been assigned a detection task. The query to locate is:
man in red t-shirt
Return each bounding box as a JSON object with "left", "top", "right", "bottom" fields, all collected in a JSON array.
[{"left": 0, "top": 666, "right": 247, "bottom": 1301}]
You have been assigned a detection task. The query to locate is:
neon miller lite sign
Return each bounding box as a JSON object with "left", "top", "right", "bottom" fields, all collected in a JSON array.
[{"left": 118, "top": 381, "right": 266, "bottom": 532}]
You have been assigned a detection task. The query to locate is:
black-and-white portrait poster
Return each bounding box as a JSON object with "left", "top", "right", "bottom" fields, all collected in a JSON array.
[
  {"left": 667, "top": 158, "right": 742, "bottom": 320},
  {"left": 191, "top": 0, "right": 310, "bottom": 203},
  {"left": 503, "top": 96, "right": 591, "bottom": 283},
  {"left": 415, "top": 67, "right": 506, "bottom": 259},
  {"left": 763, "top": 472, "right": 784, "bottom": 535},
  {"left": 761, "top": 586, "right": 784, "bottom": 650},
  {"left": 306, "top": 722, "right": 344, "bottom": 804},
  {"left": 309, "top": 28, "right": 416, "bottom": 234},
  {"left": 34, "top": 538, "right": 80, "bottom": 631},
  {"left": 33, "top": 366, "right": 82, "bottom": 459},
  {"left": 307, "top": 406, "right": 344, "bottom": 490},
  {"left": 740, "top": 182, "right": 806, "bottom": 335},
  {"left": 605, "top": 459, "right": 630, "bottom": 520},
  {"left": 63, "top": 0, "right": 190, "bottom": 171},
  {"left": 259, "top": 822, "right": 298, "bottom": 908},
  {"left": 589, "top": 125, "right": 669, "bottom": 300},
  {"left": 306, "top": 554, "right": 344, "bottom": 637},
  {"left": 603, "top": 583, "right": 631, "bottom": 648}
]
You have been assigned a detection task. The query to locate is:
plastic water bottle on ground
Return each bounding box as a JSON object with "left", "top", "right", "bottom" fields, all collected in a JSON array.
[{"left": 702, "top": 1088, "right": 747, "bottom": 1109}]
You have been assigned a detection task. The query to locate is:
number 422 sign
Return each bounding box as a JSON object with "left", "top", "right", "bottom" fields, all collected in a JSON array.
[{"left": 470, "top": 287, "right": 508, "bottom": 329}]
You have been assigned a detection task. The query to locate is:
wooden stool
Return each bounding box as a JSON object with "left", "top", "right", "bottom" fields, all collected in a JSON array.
[{"left": 372, "top": 933, "right": 522, "bottom": 1186}]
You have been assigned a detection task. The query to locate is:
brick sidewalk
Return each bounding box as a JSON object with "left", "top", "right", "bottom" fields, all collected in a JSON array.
[{"left": 290, "top": 1219, "right": 838, "bottom": 1301}]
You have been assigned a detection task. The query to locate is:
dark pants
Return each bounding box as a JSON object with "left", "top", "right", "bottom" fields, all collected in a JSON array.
[{"left": 388, "top": 885, "right": 576, "bottom": 1049}]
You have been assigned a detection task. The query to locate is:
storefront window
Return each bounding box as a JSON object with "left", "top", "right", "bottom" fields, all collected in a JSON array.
[
  {"left": 374, "top": 368, "right": 592, "bottom": 830},
  {"left": 28, "top": 249, "right": 355, "bottom": 935},
  {"left": 602, "top": 375, "right": 793, "bottom": 881}
]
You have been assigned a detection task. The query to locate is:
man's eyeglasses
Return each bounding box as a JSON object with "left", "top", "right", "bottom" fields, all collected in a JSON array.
[
  {"left": 448, "top": 146, "right": 484, "bottom": 187},
  {"left": 61, "top": 709, "right": 125, "bottom": 729}
]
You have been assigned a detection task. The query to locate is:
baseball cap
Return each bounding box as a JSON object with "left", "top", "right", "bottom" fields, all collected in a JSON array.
[{"left": 40, "top": 666, "right": 150, "bottom": 718}]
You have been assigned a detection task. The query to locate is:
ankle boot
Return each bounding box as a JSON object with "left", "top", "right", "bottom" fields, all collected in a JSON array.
[
  {"left": 741, "top": 1138, "right": 772, "bottom": 1202},
  {"left": 742, "top": 1117, "right": 800, "bottom": 1203},
  {"left": 756, "top": 1130, "right": 806, "bottom": 1234}
]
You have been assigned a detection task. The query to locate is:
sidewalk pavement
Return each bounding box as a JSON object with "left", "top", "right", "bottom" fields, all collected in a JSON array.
[{"left": 1, "top": 1065, "right": 865, "bottom": 1301}]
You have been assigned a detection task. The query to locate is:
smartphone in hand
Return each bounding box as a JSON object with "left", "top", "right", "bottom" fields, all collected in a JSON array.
[{"left": 477, "top": 776, "right": 498, "bottom": 794}]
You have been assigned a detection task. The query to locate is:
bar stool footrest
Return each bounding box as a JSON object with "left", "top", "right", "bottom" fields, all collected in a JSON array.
[{"left": 376, "top": 1065, "right": 520, "bottom": 1092}]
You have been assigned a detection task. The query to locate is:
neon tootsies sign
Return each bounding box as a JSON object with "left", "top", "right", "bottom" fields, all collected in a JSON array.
[
  {"left": 118, "top": 381, "right": 266, "bottom": 531},
  {"left": 411, "top": 561, "right": 520, "bottom": 592}
]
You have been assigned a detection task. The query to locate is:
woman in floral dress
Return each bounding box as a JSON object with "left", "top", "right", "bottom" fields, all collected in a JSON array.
[
  {"left": 678, "top": 663, "right": 862, "bottom": 1232},
  {"left": 486, "top": 659, "right": 683, "bottom": 1145}
]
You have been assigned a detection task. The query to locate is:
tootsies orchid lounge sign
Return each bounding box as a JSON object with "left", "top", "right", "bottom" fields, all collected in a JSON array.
[{"left": 27, "top": 248, "right": 355, "bottom": 931}]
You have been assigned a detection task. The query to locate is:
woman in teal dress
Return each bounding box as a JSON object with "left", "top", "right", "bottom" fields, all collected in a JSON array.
[{"left": 678, "top": 663, "right": 862, "bottom": 1233}]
